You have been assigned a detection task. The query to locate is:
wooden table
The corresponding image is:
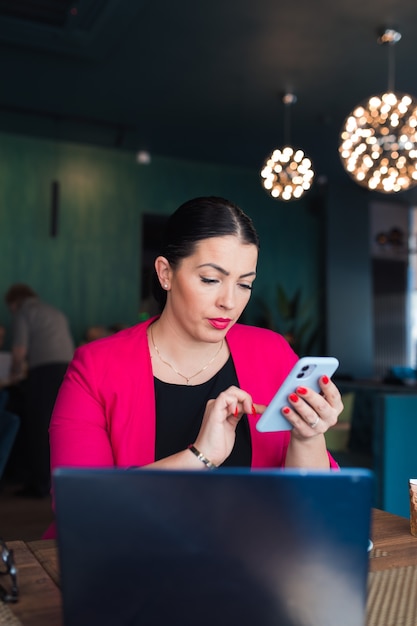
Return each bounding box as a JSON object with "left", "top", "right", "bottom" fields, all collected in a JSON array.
[
  {"left": 4, "top": 508, "right": 417, "bottom": 626},
  {"left": 369, "top": 508, "right": 417, "bottom": 572},
  {"left": 2, "top": 540, "right": 62, "bottom": 626}
]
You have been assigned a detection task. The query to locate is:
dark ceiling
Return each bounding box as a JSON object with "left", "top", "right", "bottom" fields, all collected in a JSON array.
[{"left": 1, "top": 0, "right": 417, "bottom": 182}]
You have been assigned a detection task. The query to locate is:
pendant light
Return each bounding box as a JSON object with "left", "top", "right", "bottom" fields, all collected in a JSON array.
[
  {"left": 339, "top": 28, "right": 417, "bottom": 193},
  {"left": 260, "top": 93, "right": 315, "bottom": 201}
]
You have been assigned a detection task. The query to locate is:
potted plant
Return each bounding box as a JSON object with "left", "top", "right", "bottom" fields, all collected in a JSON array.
[{"left": 251, "top": 285, "right": 321, "bottom": 356}]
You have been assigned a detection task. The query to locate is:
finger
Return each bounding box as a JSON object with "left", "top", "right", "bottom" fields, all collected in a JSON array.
[
  {"left": 283, "top": 387, "right": 326, "bottom": 428},
  {"left": 309, "top": 415, "right": 321, "bottom": 429},
  {"left": 236, "top": 399, "right": 266, "bottom": 418},
  {"left": 251, "top": 403, "right": 266, "bottom": 416},
  {"left": 284, "top": 391, "right": 333, "bottom": 431},
  {"left": 282, "top": 405, "right": 324, "bottom": 436},
  {"left": 227, "top": 387, "right": 257, "bottom": 414},
  {"left": 214, "top": 387, "right": 253, "bottom": 420},
  {"left": 318, "top": 377, "right": 343, "bottom": 409},
  {"left": 293, "top": 387, "right": 340, "bottom": 426},
  {"left": 289, "top": 404, "right": 324, "bottom": 430}
]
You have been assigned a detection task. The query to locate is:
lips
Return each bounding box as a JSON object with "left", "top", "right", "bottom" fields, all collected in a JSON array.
[{"left": 208, "top": 318, "right": 231, "bottom": 330}]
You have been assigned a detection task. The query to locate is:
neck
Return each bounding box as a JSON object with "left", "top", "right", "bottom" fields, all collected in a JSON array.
[{"left": 149, "top": 321, "right": 226, "bottom": 385}]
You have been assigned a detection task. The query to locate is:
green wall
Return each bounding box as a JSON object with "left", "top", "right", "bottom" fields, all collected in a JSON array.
[{"left": 0, "top": 132, "right": 322, "bottom": 347}]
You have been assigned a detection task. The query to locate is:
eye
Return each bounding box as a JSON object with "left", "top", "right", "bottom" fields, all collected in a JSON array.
[
  {"left": 200, "top": 277, "right": 218, "bottom": 284},
  {"left": 238, "top": 283, "right": 253, "bottom": 291}
]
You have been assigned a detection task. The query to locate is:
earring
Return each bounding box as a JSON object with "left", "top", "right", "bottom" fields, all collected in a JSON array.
[{"left": 164, "top": 284, "right": 168, "bottom": 289}]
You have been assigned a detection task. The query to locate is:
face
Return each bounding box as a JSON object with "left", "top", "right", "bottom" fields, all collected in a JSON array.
[{"left": 161, "top": 235, "right": 258, "bottom": 342}]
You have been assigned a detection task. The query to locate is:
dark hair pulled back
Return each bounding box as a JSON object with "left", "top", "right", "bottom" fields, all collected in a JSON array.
[{"left": 152, "top": 196, "right": 259, "bottom": 308}]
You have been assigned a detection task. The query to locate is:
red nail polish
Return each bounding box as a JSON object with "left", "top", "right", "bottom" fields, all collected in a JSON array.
[
  {"left": 234, "top": 406, "right": 239, "bottom": 417},
  {"left": 297, "top": 386, "right": 307, "bottom": 395},
  {"left": 251, "top": 404, "right": 257, "bottom": 416},
  {"left": 322, "top": 375, "right": 329, "bottom": 384},
  {"left": 289, "top": 393, "right": 299, "bottom": 403},
  {"left": 283, "top": 407, "right": 290, "bottom": 414}
]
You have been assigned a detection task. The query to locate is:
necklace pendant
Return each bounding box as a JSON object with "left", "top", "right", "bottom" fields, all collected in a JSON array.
[{"left": 150, "top": 325, "right": 224, "bottom": 387}]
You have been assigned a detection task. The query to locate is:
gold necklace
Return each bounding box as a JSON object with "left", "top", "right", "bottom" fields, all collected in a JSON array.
[{"left": 150, "top": 325, "right": 224, "bottom": 385}]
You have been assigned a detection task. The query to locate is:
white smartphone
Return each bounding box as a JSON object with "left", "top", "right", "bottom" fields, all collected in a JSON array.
[{"left": 255, "top": 356, "right": 339, "bottom": 432}]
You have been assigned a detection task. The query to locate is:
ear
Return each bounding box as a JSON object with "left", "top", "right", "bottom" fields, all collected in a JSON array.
[{"left": 154, "top": 256, "right": 172, "bottom": 290}]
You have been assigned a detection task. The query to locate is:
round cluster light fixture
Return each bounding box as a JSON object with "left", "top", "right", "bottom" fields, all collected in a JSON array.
[
  {"left": 339, "top": 27, "right": 417, "bottom": 194},
  {"left": 260, "top": 146, "right": 315, "bottom": 200},
  {"left": 339, "top": 91, "right": 417, "bottom": 193},
  {"left": 260, "top": 93, "right": 315, "bottom": 201}
]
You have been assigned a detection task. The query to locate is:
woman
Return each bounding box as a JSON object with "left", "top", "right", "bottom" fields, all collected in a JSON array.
[{"left": 46, "top": 196, "right": 341, "bottom": 536}]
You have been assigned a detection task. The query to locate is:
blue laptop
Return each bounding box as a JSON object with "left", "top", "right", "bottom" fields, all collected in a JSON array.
[{"left": 53, "top": 467, "right": 373, "bottom": 626}]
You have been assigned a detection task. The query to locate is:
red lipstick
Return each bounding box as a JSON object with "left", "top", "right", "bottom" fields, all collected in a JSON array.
[{"left": 208, "top": 318, "right": 231, "bottom": 330}]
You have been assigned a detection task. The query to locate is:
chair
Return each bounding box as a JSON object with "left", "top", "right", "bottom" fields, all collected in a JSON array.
[
  {"left": 0, "top": 410, "right": 20, "bottom": 480},
  {"left": 0, "top": 388, "right": 9, "bottom": 411}
]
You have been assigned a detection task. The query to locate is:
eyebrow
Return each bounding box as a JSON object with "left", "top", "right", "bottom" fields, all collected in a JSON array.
[{"left": 196, "top": 263, "right": 257, "bottom": 278}]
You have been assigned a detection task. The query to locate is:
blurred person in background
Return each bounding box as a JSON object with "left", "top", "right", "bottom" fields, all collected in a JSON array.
[
  {"left": 0, "top": 323, "right": 9, "bottom": 411},
  {"left": 5, "top": 284, "right": 74, "bottom": 497}
]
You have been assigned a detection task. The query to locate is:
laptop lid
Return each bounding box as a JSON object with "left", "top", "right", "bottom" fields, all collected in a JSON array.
[{"left": 53, "top": 467, "right": 373, "bottom": 626}]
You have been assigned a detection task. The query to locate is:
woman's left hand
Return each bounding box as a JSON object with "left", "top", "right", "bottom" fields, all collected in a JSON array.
[{"left": 281, "top": 375, "right": 343, "bottom": 439}]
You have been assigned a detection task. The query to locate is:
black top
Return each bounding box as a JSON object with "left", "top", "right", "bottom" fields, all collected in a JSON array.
[{"left": 154, "top": 356, "right": 252, "bottom": 467}]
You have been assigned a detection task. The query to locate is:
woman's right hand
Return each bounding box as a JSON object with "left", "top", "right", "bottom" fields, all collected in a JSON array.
[{"left": 193, "top": 385, "right": 263, "bottom": 467}]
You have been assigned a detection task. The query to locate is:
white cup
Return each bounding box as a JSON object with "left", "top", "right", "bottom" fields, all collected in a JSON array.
[{"left": 409, "top": 478, "right": 417, "bottom": 537}]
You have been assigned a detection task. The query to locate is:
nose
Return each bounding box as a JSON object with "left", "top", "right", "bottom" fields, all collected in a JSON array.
[{"left": 217, "top": 283, "right": 235, "bottom": 310}]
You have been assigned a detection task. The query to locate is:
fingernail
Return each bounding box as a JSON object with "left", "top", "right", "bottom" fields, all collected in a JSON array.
[
  {"left": 322, "top": 375, "right": 329, "bottom": 384},
  {"left": 283, "top": 407, "right": 290, "bottom": 414},
  {"left": 289, "top": 393, "right": 299, "bottom": 403},
  {"left": 297, "top": 386, "right": 307, "bottom": 395},
  {"left": 251, "top": 404, "right": 257, "bottom": 415},
  {"left": 234, "top": 406, "right": 239, "bottom": 417}
]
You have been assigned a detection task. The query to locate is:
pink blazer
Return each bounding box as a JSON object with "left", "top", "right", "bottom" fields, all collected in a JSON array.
[{"left": 45, "top": 319, "right": 337, "bottom": 538}]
